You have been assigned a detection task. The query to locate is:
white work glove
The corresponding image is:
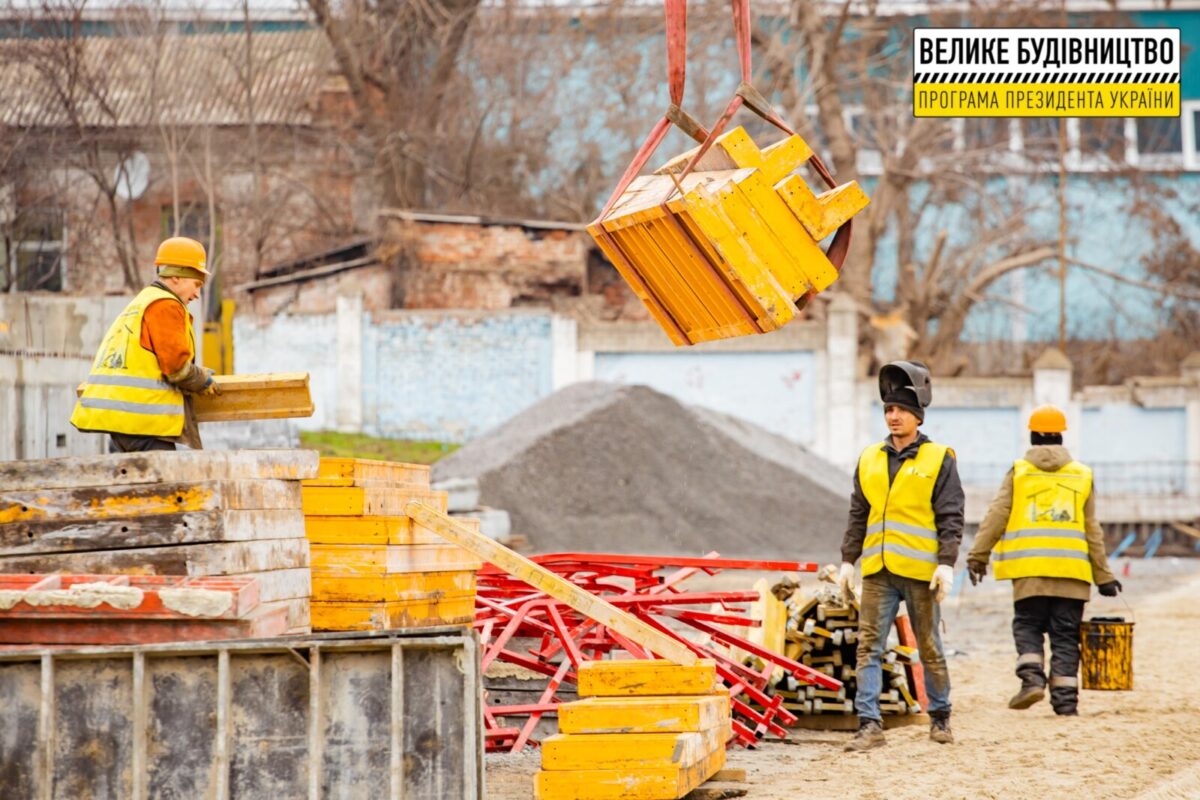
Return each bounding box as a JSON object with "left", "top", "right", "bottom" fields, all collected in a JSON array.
[
  {"left": 838, "top": 562, "right": 856, "bottom": 598},
  {"left": 930, "top": 564, "right": 955, "bottom": 604}
]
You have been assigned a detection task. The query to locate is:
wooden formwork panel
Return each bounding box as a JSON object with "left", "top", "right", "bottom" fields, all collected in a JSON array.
[{"left": 0, "top": 450, "right": 320, "bottom": 493}]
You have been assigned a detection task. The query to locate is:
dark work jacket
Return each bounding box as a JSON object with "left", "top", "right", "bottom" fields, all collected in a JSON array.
[{"left": 841, "top": 432, "right": 966, "bottom": 567}]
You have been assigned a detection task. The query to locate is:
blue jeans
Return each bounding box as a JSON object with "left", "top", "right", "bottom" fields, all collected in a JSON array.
[{"left": 854, "top": 570, "right": 952, "bottom": 721}]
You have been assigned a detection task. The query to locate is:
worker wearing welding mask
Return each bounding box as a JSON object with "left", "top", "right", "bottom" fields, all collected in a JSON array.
[{"left": 839, "top": 361, "right": 964, "bottom": 751}]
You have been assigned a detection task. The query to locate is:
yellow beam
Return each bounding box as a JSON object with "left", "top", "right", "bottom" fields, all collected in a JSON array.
[
  {"left": 576, "top": 659, "right": 717, "bottom": 697},
  {"left": 558, "top": 695, "right": 730, "bottom": 734},
  {"left": 541, "top": 727, "right": 726, "bottom": 771},
  {"left": 533, "top": 745, "right": 725, "bottom": 800},
  {"left": 405, "top": 502, "right": 697, "bottom": 665}
]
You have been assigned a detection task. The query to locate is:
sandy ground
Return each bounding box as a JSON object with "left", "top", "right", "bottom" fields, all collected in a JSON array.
[{"left": 485, "top": 557, "right": 1200, "bottom": 799}]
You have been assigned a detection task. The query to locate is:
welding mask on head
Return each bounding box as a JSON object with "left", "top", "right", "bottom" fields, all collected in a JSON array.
[{"left": 879, "top": 361, "right": 932, "bottom": 421}]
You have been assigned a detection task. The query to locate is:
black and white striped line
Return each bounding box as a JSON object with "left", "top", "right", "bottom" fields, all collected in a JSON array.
[{"left": 914, "top": 72, "right": 1180, "bottom": 83}]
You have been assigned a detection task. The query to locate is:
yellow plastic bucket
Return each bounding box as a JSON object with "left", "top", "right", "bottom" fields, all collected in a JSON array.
[{"left": 1080, "top": 616, "right": 1134, "bottom": 691}]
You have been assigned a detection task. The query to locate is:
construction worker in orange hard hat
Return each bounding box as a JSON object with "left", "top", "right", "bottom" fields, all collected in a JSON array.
[
  {"left": 967, "top": 403, "right": 1119, "bottom": 716},
  {"left": 71, "top": 237, "right": 220, "bottom": 452},
  {"left": 840, "top": 361, "right": 964, "bottom": 751}
]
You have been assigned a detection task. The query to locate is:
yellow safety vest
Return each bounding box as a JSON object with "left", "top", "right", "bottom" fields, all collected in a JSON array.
[
  {"left": 993, "top": 459, "right": 1093, "bottom": 583},
  {"left": 858, "top": 441, "right": 947, "bottom": 582},
  {"left": 70, "top": 285, "right": 193, "bottom": 438}
]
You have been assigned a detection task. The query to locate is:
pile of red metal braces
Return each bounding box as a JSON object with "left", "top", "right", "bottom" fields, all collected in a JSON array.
[{"left": 474, "top": 552, "right": 842, "bottom": 753}]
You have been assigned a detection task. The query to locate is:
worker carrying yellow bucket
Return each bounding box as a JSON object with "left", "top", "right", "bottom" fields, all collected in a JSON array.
[{"left": 967, "top": 404, "right": 1125, "bottom": 715}]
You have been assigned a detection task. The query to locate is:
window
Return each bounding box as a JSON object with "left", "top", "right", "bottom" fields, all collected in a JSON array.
[
  {"left": 1183, "top": 101, "right": 1200, "bottom": 171},
  {"left": 1021, "top": 118, "right": 1063, "bottom": 159},
  {"left": 1134, "top": 117, "right": 1183, "bottom": 168},
  {"left": 2, "top": 208, "right": 65, "bottom": 292},
  {"left": 1078, "top": 118, "right": 1126, "bottom": 165}
]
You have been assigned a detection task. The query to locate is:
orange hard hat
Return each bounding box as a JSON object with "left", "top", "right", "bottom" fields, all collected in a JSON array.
[
  {"left": 155, "top": 237, "right": 210, "bottom": 277},
  {"left": 1028, "top": 405, "right": 1067, "bottom": 433}
]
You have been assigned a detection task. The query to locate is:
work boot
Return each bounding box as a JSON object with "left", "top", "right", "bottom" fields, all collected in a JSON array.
[
  {"left": 843, "top": 719, "right": 886, "bottom": 752},
  {"left": 929, "top": 715, "right": 954, "bottom": 744},
  {"left": 1008, "top": 683, "right": 1046, "bottom": 710}
]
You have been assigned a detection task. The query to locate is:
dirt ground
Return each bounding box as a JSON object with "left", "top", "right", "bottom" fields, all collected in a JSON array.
[{"left": 485, "top": 558, "right": 1200, "bottom": 799}]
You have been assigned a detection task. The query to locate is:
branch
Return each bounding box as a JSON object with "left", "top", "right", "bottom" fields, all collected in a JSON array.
[
  {"left": 964, "top": 246, "right": 1057, "bottom": 298},
  {"left": 1066, "top": 258, "right": 1200, "bottom": 302}
]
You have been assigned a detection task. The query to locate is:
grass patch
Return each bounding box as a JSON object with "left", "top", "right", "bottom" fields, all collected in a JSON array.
[{"left": 299, "top": 430, "right": 459, "bottom": 465}]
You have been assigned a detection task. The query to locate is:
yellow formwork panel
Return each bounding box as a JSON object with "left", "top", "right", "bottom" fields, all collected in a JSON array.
[
  {"left": 591, "top": 125, "right": 870, "bottom": 347},
  {"left": 558, "top": 695, "right": 730, "bottom": 735},
  {"left": 191, "top": 373, "right": 314, "bottom": 423},
  {"left": 541, "top": 725, "right": 727, "bottom": 771},
  {"left": 577, "top": 659, "right": 719, "bottom": 698},
  {"left": 311, "top": 593, "right": 476, "bottom": 631},
  {"left": 312, "top": 572, "right": 475, "bottom": 603},
  {"left": 655, "top": 126, "right": 813, "bottom": 184},
  {"left": 304, "top": 515, "right": 478, "bottom": 546},
  {"left": 311, "top": 457, "right": 431, "bottom": 487},
  {"left": 776, "top": 177, "right": 871, "bottom": 242},
  {"left": 309, "top": 543, "right": 482, "bottom": 574},
  {"left": 533, "top": 741, "right": 725, "bottom": 800},
  {"left": 301, "top": 486, "right": 448, "bottom": 516}
]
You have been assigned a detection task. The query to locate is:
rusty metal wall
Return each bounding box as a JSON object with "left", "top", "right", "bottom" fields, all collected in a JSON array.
[{"left": 0, "top": 629, "right": 483, "bottom": 800}]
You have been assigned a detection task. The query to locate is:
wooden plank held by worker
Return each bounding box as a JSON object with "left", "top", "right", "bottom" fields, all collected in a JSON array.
[
  {"left": 404, "top": 502, "right": 696, "bottom": 666},
  {"left": 75, "top": 372, "right": 314, "bottom": 423}
]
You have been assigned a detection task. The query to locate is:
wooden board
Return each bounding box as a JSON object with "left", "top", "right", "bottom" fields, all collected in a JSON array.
[
  {"left": 305, "top": 514, "right": 477, "bottom": 546},
  {"left": 311, "top": 569, "right": 475, "bottom": 603},
  {"left": 577, "top": 659, "right": 719, "bottom": 697},
  {"left": 313, "top": 457, "right": 431, "bottom": 486},
  {"left": 541, "top": 726, "right": 727, "bottom": 771},
  {"left": 302, "top": 486, "right": 448, "bottom": 517},
  {"left": 558, "top": 695, "right": 730, "bottom": 735},
  {"left": 311, "top": 596, "right": 474, "bottom": 631},
  {"left": 406, "top": 502, "right": 697, "bottom": 666},
  {"left": 309, "top": 542, "right": 481, "bottom": 574},
  {"left": 190, "top": 372, "right": 313, "bottom": 423},
  {"left": 0, "top": 449, "right": 319, "bottom": 492},
  {"left": 0, "top": 574, "right": 260, "bottom": 620},
  {"left": 0, "top": 508, "right": 306, "bottom": 557},
  {"left": 0, "top": 603, "right": 289, "bottom": 645},
  {"left": 0, "top": 537, "right": 309, "bottom": 577},
  {"left": 0, "top": 480, "right": 300, "bottom": 527},
  {"left": 534, "top": 742, "right": 725, "bottom": 800}
]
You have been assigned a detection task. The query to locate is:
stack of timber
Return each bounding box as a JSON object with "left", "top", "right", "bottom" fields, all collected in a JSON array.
[
  {"left": 0, "top": 450, "right": 318, "bottom": 637},
  {"left": 0, "top": 574, "right": 285, "bottom": 644},
  {"left": 588, "top": 126, "right": 869, "bottom": 346},
  {"left": 303, "top": 457, "right": 482, "bottom": 631},
  {"left": 535, "top": 659, "right": 730, "bottom": 800},
  {"left": 767, "top": 578, "right": 928, "bottom": 729}
]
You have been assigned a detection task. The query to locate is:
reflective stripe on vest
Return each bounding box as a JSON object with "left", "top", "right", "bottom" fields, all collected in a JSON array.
[
  {"left": 857, "top": 440, "right": 947, "bottom": 582},
  {"left": 993, "top": 459, "right": 1093, "bottom": 583},
  {"left": 70, "top": 285, "right": 192, "bottom": 438}
]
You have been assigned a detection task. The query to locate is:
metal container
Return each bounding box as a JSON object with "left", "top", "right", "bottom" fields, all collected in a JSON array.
[
  {"left": 1080, "top": 616, "right": 1135, "bottom": 691},
  {"left": 0, "top": 628, "right": 483, "bottom": 799}
]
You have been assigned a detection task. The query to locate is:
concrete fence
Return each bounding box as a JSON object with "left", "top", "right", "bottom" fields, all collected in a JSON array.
[{"left": 4, "top": 292, "right": 1199, "bottom": 539}]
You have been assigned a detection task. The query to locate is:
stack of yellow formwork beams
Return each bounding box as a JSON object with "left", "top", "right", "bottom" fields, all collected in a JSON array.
[
  {"left": 588, "top": 126, "right": 869, "bottom": 346},
  {"left": 302, "top": 458, "right": 482, "bottom": 631},
  {"left": 535, "top": 660, "right": 730, "bottom": 800}
]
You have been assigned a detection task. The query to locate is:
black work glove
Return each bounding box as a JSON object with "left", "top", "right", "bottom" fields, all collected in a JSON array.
[
  {"left": 1098, "top": 580, "right": 1122, "bottom": 597},
  {"left": 967, "top": 560, "right": 987, "bottom": 586}
]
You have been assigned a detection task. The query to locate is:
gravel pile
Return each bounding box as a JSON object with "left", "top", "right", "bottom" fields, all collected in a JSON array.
[{"left": 433, "top": 382, "right": 850, "bottom": 561}]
